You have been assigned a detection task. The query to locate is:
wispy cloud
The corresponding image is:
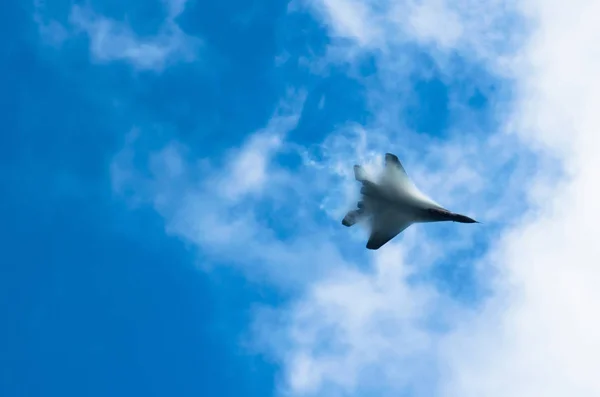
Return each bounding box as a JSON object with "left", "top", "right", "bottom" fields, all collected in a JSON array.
[
  {"left": 110, "top": 92, "right": 354, "bottom": 287},
  {"left": 300, "top": 0, "right": 522, "bottom": 70},
  {"left": 69, "top": 3, "right": 198, "bottom": 71},
  {"left": 111, "top": 73, "right": 525, "bottom": 397},
  {"left": 437, "top": 0, "right": 600, "bottom": 395},
  {"left": 106, "top": 0, "right": 600, "bottom": 395},
  {"left": 263, "top": 0, "right": 600, "bottom": 396},
  {"left": 255, "top": 244, "right": 454, "bottom": 396},
  {"left": 35, "top": 0, "right": 199, "bottom": 71}
]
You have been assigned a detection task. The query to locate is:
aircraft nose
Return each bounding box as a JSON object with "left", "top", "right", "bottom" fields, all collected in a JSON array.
[{"left": 454, "top": 214, "right": 478, "bottom": 223}]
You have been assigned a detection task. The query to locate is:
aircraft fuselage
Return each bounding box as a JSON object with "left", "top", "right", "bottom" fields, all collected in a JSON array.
[
  {"left": 342, "top": 152, "right": 478, "bottom": 248},
  {"left": 360, "top": 181, "right": 476, "bottom": 224}
]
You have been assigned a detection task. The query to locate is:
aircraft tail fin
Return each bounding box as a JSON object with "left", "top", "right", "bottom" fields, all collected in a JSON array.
[{"left": 342, "top": 210, "right": 360, "bottom": 227}]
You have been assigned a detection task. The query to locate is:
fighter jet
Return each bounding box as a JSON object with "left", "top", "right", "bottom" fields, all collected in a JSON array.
[{"left": 342, "top": 153, "right": 478, "bottom": 250}]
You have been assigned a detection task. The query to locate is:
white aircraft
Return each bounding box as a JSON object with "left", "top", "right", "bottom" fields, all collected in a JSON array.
[{"left": 342, "top": 153, "right": 478, "bottom": 250}]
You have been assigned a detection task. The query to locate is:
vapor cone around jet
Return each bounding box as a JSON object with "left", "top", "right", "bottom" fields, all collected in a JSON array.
[{"left": 342, "top": 153, "right": 478, "bottom": 250}]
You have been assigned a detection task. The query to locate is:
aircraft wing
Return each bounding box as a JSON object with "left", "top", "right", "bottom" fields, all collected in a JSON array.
[
  {"left": 379, "top": 152, "right": 443, "bottom": 208},
  {"left": 366, "top": 206, "right": 413, "bottom": 250},
  {"left": 378, "top": 153, "right": 414, "bottom": 190}
]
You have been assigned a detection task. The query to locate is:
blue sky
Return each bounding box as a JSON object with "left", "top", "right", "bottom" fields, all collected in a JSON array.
[{"left": 6, "top": 0, "right": 595, "bottom": 396}]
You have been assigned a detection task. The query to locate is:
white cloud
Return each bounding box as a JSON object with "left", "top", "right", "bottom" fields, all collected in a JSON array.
[
  {"left": 406, "top": 0, "right": 463, "bottom": 49},
  {"left": 111, "top": 54, "right": 532, "bottom": 397},
  {"left": 68, "top": 4, "right": 199, "bottom": 71},
  {"left": 110, "top": 93, "right": 355, "bottom": 287},
  {"left": 437, "top": 0, "right": 600, "bottom": 395},
  {"left": 217, "top": 121, "right": 286, "bottom": 201},
  {"left": 35, "top": 0, "right": 199, "bottom": 71},
  {"left": 34, "top": 0, "right": 69, "bottom": 47},
  {"left": 264, "top": 245, "right": 450, "bottom": 396},
  {"left": 262, "top": 0, "right": 600, "bottom": 396},
  {"left": 301, "top": 0, "right": 521, "bottom": 72},
  {"left": 250, "top": 125, "right": 522, "bottom": 395},
  {"left": 107, "top": 0, "right": 600, "bottom": 395},
  {"left": 164, "top": 0, "right": 189, "bottom": 20},
  {"left": 317, "top": 0, "right": 384, "bottom": 46}
]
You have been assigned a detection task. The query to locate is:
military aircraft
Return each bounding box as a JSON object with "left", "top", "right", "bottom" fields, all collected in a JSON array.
[{"left": 342, "top": 153, "right": 478, "bottom": 250}]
